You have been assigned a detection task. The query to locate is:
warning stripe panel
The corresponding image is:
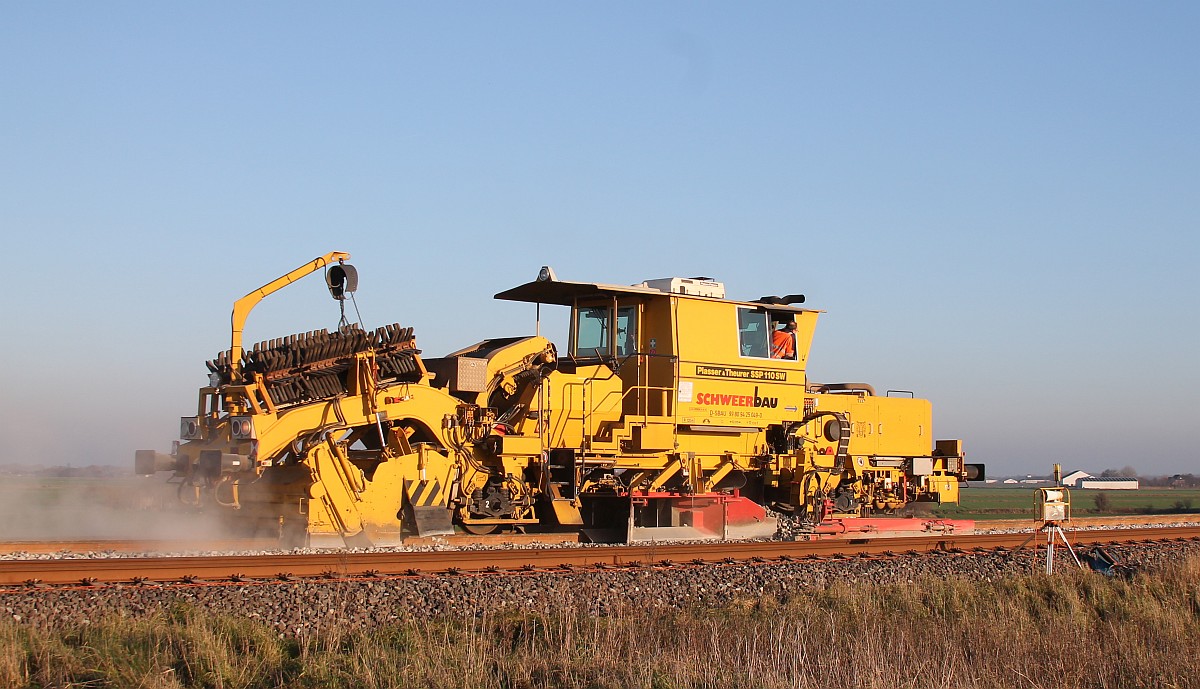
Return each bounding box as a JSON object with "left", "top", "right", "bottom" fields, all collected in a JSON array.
[{"left": 406, "top": 479, "right": 445, "bottom": 507}]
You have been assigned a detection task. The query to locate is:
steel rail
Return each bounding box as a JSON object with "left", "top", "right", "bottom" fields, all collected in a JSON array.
[{"left": 3, "top": 526, "right": 1199, "bottom": 588}]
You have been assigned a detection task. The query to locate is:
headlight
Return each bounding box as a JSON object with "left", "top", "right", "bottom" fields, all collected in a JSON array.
[
  {"left": 180, "top": 417, "right": 203, "bottom": 440},
  {"left": 230, "top": 416, "right": 255, "bottom": 440}
]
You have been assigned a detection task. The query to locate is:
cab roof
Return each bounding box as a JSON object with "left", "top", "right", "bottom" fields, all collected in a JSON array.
[{"left": 494, "top": 274, "right": 818, "bottom": 314}]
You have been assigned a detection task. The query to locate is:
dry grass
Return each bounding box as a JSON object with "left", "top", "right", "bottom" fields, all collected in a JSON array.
[{"left": 5, "top": 559, "right": 1200, "bottom": 689}]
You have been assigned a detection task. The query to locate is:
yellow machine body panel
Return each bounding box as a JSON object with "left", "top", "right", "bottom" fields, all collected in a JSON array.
[
  {"left": 532, "top": 365, "right": 624, "bottom": 450},
  {"left": 672, "top": 294, "right": 815, "bottom": 432},
  {"left": 808, "top": 393, "right": 932, "bottom": 458}
]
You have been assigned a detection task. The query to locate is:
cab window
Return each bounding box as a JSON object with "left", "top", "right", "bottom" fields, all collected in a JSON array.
[
  {"left": 575, "top": 306, "right": 610, "bottom": 356},
  {"left": 616, "top": 306, "right": 637, "bottom": 356},
  {"left": 737, "top": 307, "right": 769, "bottom": 358},
  {"left": 574, "top": 305, "right": 638, "bottom": 357}
]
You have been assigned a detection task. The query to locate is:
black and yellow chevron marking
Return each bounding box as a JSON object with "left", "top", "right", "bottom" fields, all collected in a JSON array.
[{"left": 405, "top": 479, "right": 445, "bottom": 507}]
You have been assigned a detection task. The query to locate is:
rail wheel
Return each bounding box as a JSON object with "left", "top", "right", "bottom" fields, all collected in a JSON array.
[{"left": 460, "top": 523, "right": 499, "bottom": 535}]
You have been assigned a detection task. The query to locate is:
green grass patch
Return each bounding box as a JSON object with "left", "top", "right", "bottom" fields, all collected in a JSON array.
[{"left": 935, "top": 486, "right": 1200, "bottom": 520}]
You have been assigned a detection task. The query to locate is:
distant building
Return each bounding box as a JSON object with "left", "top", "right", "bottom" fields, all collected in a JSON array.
[
  {"left": 1002, "top": 478, "right": 1019, "bottom": 485},
  {"left": 1077, "top": 477, "right": 1139, "bottom": 490},
  {"left": 1169, "top": 474, "right": 1199, "bottom": 488},
  {"left": 1061, "top": 470, "right": 1093, "bottom": 487}
]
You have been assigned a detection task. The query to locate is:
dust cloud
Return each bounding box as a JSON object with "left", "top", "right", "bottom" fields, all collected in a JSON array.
[{"left": 0, "top": 468, "right": 251, "bottom": 544}]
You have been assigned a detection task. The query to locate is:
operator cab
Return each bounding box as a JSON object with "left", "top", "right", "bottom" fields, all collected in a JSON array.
[
  {"left": 737, "top": 307, "right": 801, "bottom": 361},
  {"left": 494, "top": 266, "right": 818, "bottom": 371}
]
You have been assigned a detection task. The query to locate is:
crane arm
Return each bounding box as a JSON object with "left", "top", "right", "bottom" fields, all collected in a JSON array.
[{"left": 229, "top": 251, "right": 351, "bottom": 376}]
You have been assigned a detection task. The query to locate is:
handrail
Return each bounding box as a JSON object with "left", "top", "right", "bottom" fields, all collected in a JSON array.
[
  {"left": 618, "top": 383, "right": 675, "bottom": 425},
  {"left": 555, "top": 353, "right": 677, "bottom": 451}
]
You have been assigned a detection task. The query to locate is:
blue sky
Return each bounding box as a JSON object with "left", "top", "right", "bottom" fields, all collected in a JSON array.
[{"left": 1, "top": 3, "right": 1196, "bottom": 476}]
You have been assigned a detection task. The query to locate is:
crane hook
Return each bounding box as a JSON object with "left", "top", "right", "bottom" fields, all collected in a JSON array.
[{"left": 326, "top": 263, "right": 358, "bottom": 301}]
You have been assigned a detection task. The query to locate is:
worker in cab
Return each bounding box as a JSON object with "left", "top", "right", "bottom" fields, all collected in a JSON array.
[{"left": 771, "top": 321, "right": 797, "bottom": 360}]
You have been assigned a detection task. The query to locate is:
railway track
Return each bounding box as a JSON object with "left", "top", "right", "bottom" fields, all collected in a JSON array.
[
  {"left": 1, "top": 514, "right": 1191, "bottom": 557},
  {"left": 978, "top": 514, "right": 1200, "bottom": 530},
  {"left": 3, "top": 525, "right": 1198, "bottom": 589}
]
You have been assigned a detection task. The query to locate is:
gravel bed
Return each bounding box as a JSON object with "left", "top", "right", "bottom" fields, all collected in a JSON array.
[
  {"left": 0, "top": 537, "right": 756, "bottom": 561},
  {"left": 4, "top": 540, "right": 1199, "bottom": 633},
  {"left": 975, "top": 520, "right": 1200, "bottom": 534}
]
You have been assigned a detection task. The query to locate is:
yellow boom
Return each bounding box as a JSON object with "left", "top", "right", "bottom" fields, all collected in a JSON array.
[{"left": 229, "top": 251, "right": 351, "bottom": 379}]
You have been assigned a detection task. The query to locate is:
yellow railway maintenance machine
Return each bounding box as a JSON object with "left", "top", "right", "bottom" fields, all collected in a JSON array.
[{"left": 137, "top": 253, "right": 980, "bottom": 546}]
